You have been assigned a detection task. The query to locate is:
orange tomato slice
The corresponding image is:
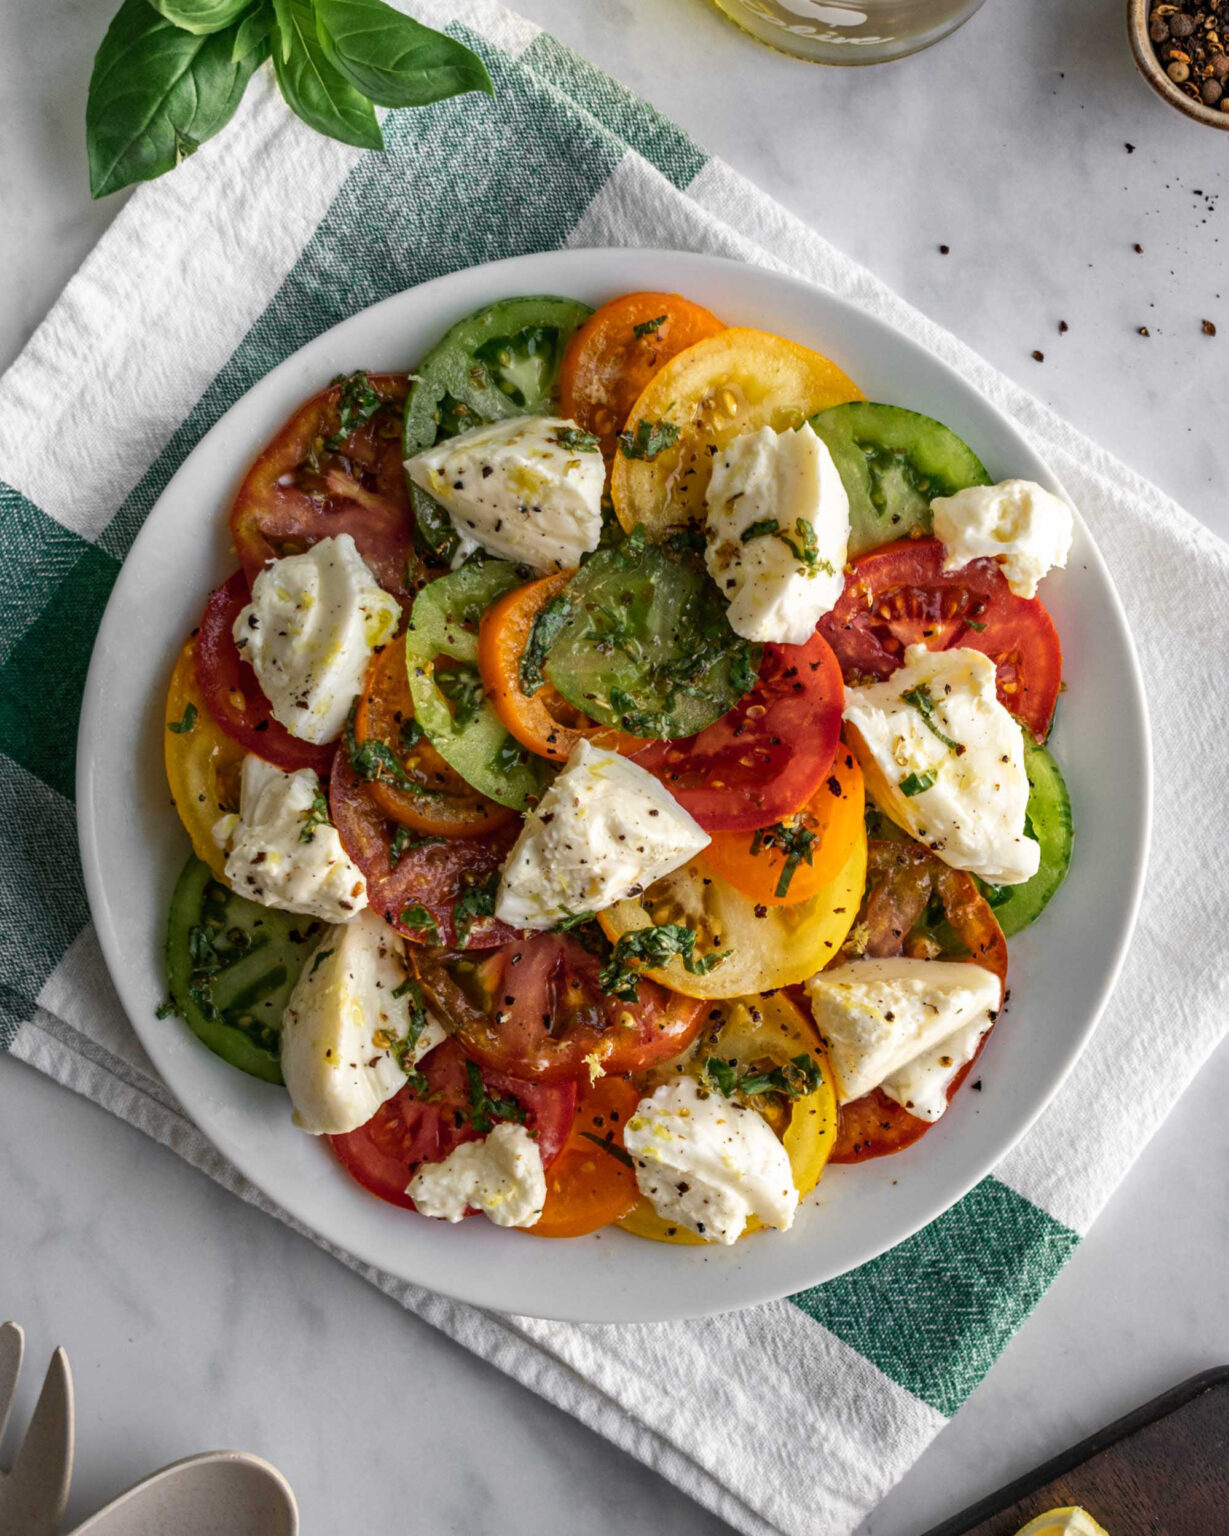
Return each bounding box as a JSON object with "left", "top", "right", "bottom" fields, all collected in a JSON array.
[
  {"left": 477, "top": 573, "right": 646, "bottom": 763},
  {"left": 532, "top": 1074, "right": 641, "bottom": 1238},
  {"left": 559, "top": 292, "right": 725, "bottom": 459},
  {"left": 702, "top": 747, "right": 865, "bottom": 907},
  {"left": 353, "top": 644, "right": 513, "bottom": 837}
]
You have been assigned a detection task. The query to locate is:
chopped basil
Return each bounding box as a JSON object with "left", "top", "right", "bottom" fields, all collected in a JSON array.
[
  {"left": 299, "top": 787, "right": 332, "bottom": 843},
  {"left": 702, "top": 1051, "right": 824, "bottom": 1103},
  {"left": 465, "top": 1059, "right": 527, "bottom": 1135},
  {"left": 453, "top": 871, "right": 499, "bottom": 946},
  {"left": 901, "top": 685, "right": 964, "bottom": 756},
  {"left": 551, "top": 907, "right": 596, "bottom": 933},
  {"left": 617, "top": 418, "right": 679, "bottom": 461},
  {"left": 965, "top": 618, "right": 987, "bottom": 632},
  {"left": 400, "top": 716, "right": 425, "bottom": 751},
  {"left": 166, "top": 702, "right": 197, "bottom": 735},
  {"left": 154, "top": 997, "right": 178, "bottom": 1020},
  {"left": 380, "top": 977, "right": 429, "bottom": 1075},
  {"left": 749, "top": 819, "right": 818, "bottom": 899},
  {"left": 519, "top": 591, "right": 574, "bottom": 695},
  {"left": 900, "top": 769, "right": 938, "bottom": 797},
  {"left": 344, "top": 703, "right": 419, "bottom": 792},
  {"left": 740, "top": 516, "right": 833, "bottom": 575},
  {"left": 399, "top": 903, "right": 440, "bottom": 941},
  {"left": 702, "top": 1055, "right": 737, "bottom": 1096},
  {"left": 599, "top": 924, "right": 728, "bottom": 1001},
  {"left": 309, "top": 946, "right": 335, "bottom": 976},
  {"left": 389, "top": 825, "right": 444, "bottom": 868},
  {"left": 662, "top": 526, "right": 707, "bottom": 558},
  {"left": 553, "top": 426, "right": 602, "bottom": 452},
  {"left": 632, "top": 314, "right": 667, "bottom": 338},
  {"left": 326, "top": 370, "right": 384, "bottom": 450}
]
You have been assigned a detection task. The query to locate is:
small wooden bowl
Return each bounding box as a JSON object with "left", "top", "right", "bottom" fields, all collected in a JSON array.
[{"left": 1128, "top": 0, "right": 1229, "bottom": 128}]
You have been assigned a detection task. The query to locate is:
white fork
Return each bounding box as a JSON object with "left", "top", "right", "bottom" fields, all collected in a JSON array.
[{"left": 0, "top": 1322, "right": 74, "bottom": 1536}]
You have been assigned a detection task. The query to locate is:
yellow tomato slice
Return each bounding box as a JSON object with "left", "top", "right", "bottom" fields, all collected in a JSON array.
[
  {"left": 610, "top": 328, "right": 863, "bottom": 539},
  {"left": 703, "top": 748, "right": 865, "bottom": 907},
  {"left": 164, "top": 638, "right": 245, "bottom": 880},
  {"left": 1012, "top": 1512, "right": 1111, "bottom": 1536},
  {"left": 598, "top": 829, "right": 867, "bottom": 999},
  {"left": 618, "top": 992, "right": 838, "bottom": 1244}
]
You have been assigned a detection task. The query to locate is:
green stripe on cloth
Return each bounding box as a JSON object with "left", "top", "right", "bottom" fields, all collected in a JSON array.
[
  {"left": 521, "top": 33, "right": 708, "bottom": 191},
  {"left": 0, "top": 755, "right": 90, "bottom": 1047},
  {"left": 100, "top": 27, "right": 623, "bottom": 561},
  {"left": 790, "top": 1176, "right": 1079, "bottom": 1416},
  {"left": 0, "top": 533, "right": 119, "bottom": 802},
  {"left": 0, "top": 484, "right": 106, "bottom": 670}
]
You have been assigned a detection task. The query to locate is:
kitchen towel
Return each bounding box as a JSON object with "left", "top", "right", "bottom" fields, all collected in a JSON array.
[{"left": 1, "top": 5, "right": 1226, "bottom": 1533}]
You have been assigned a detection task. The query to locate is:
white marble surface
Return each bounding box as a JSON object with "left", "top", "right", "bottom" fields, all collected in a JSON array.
[{"left": 2, "top": 0, "right": 1227, "bottom": 1532}]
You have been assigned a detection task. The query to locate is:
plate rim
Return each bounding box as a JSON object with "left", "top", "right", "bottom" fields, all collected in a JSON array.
[{"left": 76, "top": 246, "right": 1152, "bottom": 1322}]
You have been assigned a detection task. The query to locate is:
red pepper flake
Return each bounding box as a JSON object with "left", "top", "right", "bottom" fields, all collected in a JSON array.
[
  {"left": 1138, "top": 326, "right": 1151, "bottom": 337},
  {"left": 1203, "top": 319, "right": 1217, "bottom": 336},
  {"left": 1032, "top": 350, "right": 1045, "bottom": 362},
  {"left": 1058, "top": 320, "right": 1069, "bottom": 334}
]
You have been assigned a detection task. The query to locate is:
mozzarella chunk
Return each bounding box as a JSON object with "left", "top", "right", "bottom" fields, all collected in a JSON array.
[
  {"left": 704, "top": 422, "right": 849, "bottom": 645},
  {"left": 804, "top": 956, "right": 1000, "bottom": 1122},
  {"left": 495, "top": 739, "right": 710, "bottom": 930},
  {"left": 931, "top": 479, "right": 1073, "bottom": 599},
  {"left": 233, "top": 534, "right": 400, "bottom": 745},
  {"left": 623, "top": 1078, "right": 798, "bottom": 1245},
  {"left": 405, "top": 417, "right": 604, "bottom": 574},
  {"left": 222, "top": 754, "right": 367, "bottom": 923},
  {"left": 843, "top": 645, "right": 1039, "bottom": 885},
  {"left": 281, "top": 911, "right": 446, "bottom": 1135},
  {"left": 407, "top": 1123, "right": 546, "bottom": 1228}
]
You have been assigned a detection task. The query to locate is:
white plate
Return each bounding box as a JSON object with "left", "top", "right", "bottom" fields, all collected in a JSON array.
[{"left": 78, "top": 248, "right": 1150, "bottom": 1323}]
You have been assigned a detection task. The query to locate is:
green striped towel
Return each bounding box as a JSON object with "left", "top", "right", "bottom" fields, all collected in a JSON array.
[{"left": 2, "top": 4, "right": 1225, "bottom": 1531}]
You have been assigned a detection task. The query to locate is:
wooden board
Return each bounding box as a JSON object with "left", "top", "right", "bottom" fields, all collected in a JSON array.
[{"left": 921, "top": 1368, "right": 1229, "bottom": 1536}]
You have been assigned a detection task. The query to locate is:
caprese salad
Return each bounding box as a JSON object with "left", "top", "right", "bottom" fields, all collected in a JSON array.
[{"left": 160, "top": 288, "right": 1074, "bottom": 1246}]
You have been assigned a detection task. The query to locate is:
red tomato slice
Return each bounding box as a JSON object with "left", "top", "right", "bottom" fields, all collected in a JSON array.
[
  {"left": 194, "top": 572, "right": 334, "bottom": 775},
  {"left": 414, "top": 932, "right": 707, "bottom": 1083},
  {"left": 818, "top": 538, "right": 1062, "bottom": 742},
  {"left": 329, "top": 750, "right": 522, "bottom": 948},
  {"left": 828, "top": 841, "right": 1008, "bottom": 1163},
  {"left": 634, "top": 629, "right": 845, "bottom": 832},
  {"left": 330, "top": 1038, "right": 576, "bottom": 1211},
  {"left": 230, "top": 372, "right": 419, "bottom": 603}
]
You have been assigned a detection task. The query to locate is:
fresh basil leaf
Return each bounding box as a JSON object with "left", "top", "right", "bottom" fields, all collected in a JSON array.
[
  {"left": 148, "top": 0, "right": 254, "bottom": 34},
  {"left": 314, "top": 0, "right": 493, "bottom": 109},
  {"left": 87, "top": 0, "right": 265, "bottom": 198},
  {"left": 272, "top": 0, "right": 384, "bottom": 149},
  {"left": 232, "top": 3, "right": 273, "bottom": 60}
]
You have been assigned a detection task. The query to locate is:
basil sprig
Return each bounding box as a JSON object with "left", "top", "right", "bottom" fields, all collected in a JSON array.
[{"left": 86, "top": 0, "right": 494, "bottom": 199}]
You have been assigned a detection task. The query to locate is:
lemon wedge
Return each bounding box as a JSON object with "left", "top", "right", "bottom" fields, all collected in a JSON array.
[{"left": 1014, "top": 1509, "right": 1110, "bottom": 1536}]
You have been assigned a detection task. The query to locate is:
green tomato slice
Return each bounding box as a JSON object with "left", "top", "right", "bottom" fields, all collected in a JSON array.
[
  {"left": 808, "top": 401, "right": 992, "bottom": 557},
  {"left": 544, "top": 530, "right": 761, "bottom": 739},
  {"left": 406, "top": 560, "right": 553, "bottom": 809},
  {"left": 403, "top": 295, "right": 593, "bottom": 562},
  {"left": 978, "top": 739, "right": 1073, "bottom": 938},
  {"left": 165, "top": 854, "right": 324, "bottom": 1084}
]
